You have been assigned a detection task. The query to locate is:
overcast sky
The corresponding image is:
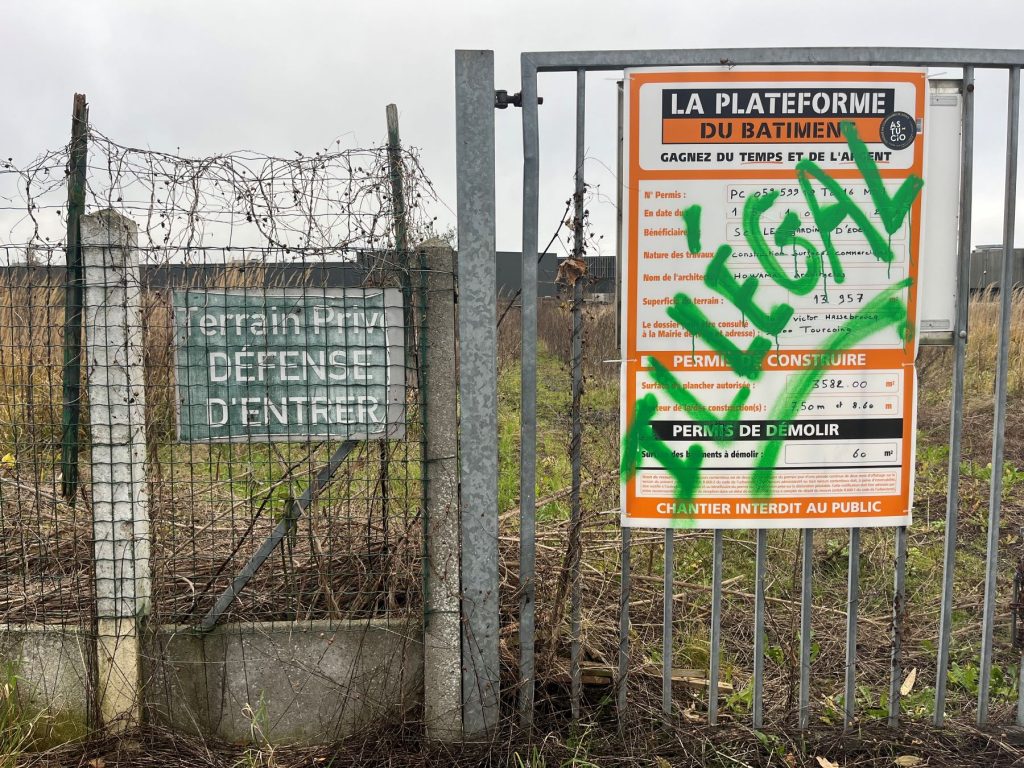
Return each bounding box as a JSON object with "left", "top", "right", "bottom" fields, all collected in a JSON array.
[{"left": 3, "top": 1, "right": 1023, "bottom": 252}]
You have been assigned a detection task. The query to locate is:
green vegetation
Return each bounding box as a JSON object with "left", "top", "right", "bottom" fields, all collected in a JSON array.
[
  {"left": 495, "top": 294, "right": 1023, "bottom": 725},
  {"left": 0, "top": 663, "right": 42, "bottom": 766},
  {"left": 1, "top": 275, "right": 1022, "bottom": 741}
]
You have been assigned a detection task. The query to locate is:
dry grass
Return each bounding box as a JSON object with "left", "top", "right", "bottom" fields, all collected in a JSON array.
[
  {"left": 0, "top": 268, "right": 424, "bottom": 627},
  {"left": 2, "top": 280, "right": 1024, "bottom": 763},
  {"left": 493, "top": 289, "right": 1024, "bottom": 731},
  {"left": 12, "top": 718, "right": 1024, "bottom": 768}
]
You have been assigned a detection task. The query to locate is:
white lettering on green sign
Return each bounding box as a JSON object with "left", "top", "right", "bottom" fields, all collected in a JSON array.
[{"left": 173, "top": 288, "right": 405, "bottom": 442}]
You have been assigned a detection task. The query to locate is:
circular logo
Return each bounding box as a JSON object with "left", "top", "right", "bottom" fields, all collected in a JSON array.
[{"left": 880, "top": 112, "right": 918, "bottom": 150}]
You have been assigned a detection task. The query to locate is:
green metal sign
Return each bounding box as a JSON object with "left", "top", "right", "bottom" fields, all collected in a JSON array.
[{"left": 173, "top": 288, "right": 405, "bottom": 442}]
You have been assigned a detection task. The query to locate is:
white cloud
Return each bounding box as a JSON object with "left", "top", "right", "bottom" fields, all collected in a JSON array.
[{"left": 2, "top": 0, "right": 1022, "bottom": 249}]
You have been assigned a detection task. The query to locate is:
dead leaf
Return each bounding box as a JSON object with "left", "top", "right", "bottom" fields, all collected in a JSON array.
[
  {"left": 681, "top": 707, "right": 702, "bottom": 723},
  {"left": 555, "top": 257, "right": 588, "bottom": 287},
  {"left": 784, "top": 754, "right": 797, "bottom": 767},
  {"left": 655, "top": 757, "right": 672, "bottom": 768},
  {"left": 900, "top": 667, "right": 918, "bottom": 696},
  {"left": 893, "top": 757, "right": 923, "bottom": 767},
  {"left": 816, "top": 757, "right": 840, "bottom": 768},
  {"left": 88, "top": 760, "right": 106, "bottom": 768}
]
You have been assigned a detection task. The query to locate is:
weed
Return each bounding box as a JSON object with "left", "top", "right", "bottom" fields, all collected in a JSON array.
[
  {"left": 512, "top": 745, "right": 547, "bottom": 768},
  {"left": 235, "top": 691, "right": 276, "bottom": 768},
  {"left": 0, "top": 662, "right": 41, "bottom": 767},
  {"left": 753, "top": 729, "right": 785, "bottom": 758},
  {"left": 725, "top": 680, "right": 754, "bottom": 715},
  {"left": 562, "top": 723, "right": 601, "bottom": 768}
]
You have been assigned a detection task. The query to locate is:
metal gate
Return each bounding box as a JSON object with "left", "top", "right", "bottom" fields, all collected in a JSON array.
[{"left": 455, "top": 48, "right": 1024, "bottom": 737}]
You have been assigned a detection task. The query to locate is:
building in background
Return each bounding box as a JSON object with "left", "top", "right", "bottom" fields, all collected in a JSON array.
[{"left": 970, "top": 245, "right": 1024, "bottom": 292}]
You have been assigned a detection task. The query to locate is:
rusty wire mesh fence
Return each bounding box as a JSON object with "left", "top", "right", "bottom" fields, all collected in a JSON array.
[
  {"left": 0, "top": 252, "right": 95, "bottom": 627},
  {"left": 141, "top": 247, "right": 427, "bottom": 628},
  {"left": 0, "top": 122, "right": 448, "bottom": 637}
]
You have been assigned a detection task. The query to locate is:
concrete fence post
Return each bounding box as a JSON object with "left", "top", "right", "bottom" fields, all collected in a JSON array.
[
  {"left": 82, "top": 209, "right": 151, "bottom": 732},
  {"left": 418, "top": 239, "right": 462, "bottom": 740}
]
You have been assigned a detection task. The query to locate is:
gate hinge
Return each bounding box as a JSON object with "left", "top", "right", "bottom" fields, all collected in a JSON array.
[{"left": 495, "top": 90, "right": 544, "bottom": 109}]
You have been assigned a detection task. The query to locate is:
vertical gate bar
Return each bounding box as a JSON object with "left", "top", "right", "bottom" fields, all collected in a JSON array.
[
  {"left": 708, "top": 529, "right": 723, "bottom": 724},
  {"left": 615, "top": 81, "right": 624, "bottom": 343},
  {"left": 752, "top": 528, "right": 767, "bottom": 728},
  {"left": 455, "top": 49, "right": 500, "bottom": 738},
  {"left": 978, "top": 63, "right": 1020, "bottom": 727},
  {"left": 618, "top": 526, "right": 631, "bottom": 723},
  {"left": 799, "top": 528, "right": 814, "bottom": 730},
  {"left": 615, "top": 80, "right": 630, "bottom": 727},
  {"left": 1017, "top": 646, "right": 1024, "bottom": 725},
  {"left": 934, "top": 64, "right": 975, "bottom": 727},
  {"left": 662, "top": 529, "right": 674, "bottom": 716},
  {"left": 844, "top": 527, "right": 860, "bottom": 730},
  {"left": 519, "top": 54, "right": 541, "bottom": 727},
  {"left": 569, "top": 67, "right": 586, "bottom": 722},
  {"left": 888, "top": 525, "right": 908, "bottom": 726}
]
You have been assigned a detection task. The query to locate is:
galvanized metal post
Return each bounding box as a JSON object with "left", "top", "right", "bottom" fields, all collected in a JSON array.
[
  {"left": 1018, "top": 645, "right": 1024, "bottom": 726},
  {"left": 978, "top": 64, "right": 1020, "bottom": 727},
  {"left": 83, "top": 209, "right": 150, "bottom": 732},
  {"left": 615, "top": 79, "right": 631, "bottom": 727},
  {"left": 934, "top": 65, "right": 975, "bottom": 726},
  {"left": 568, "top": 68, "right": 587, "bottom": 722},
  {"left": 420, "top": 241, "right": 462, "bottom": 741},
  {"left": 1017, "top": 536, "right": 1024, "bottom": 726},
  {"left": 519, "top": 52, "right": 541, "bottom": 728},
  {"left": 708, "top": 529, "right": 723, "bottom": 724},
  {"left": 455, "top": 49, "right": 500, "bottom": 738},
  {"left": 615, "top": 80, "right": 624, "bottom": 343},
  {"left": 617, "top": 526, "right": 631, "bottom": 723},
  {"left": 662, "top": 530, "right": 674, "bottom": 716},
  {"left": 889, "top": 526, "right": 908, "bottom": 726},
  {"left": 752, "top": 529, "right": 767, "bottom": 728},
  {"left": 60, "top": 93, "right": 88, "bottom": 503}
]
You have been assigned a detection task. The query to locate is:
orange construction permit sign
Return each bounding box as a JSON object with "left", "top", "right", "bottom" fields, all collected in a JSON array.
[{"left": 619, "top": 66, "right": 927, "bottom": 529}]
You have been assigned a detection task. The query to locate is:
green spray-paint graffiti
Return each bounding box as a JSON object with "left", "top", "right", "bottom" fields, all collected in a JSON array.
[{"left": 622, "top": 121, "right": 922, "bottom": 520}]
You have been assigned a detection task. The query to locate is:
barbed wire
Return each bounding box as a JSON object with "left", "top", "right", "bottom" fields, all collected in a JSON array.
[
  {"left": 0, "top": 124, "right": 445, "bottom": 262},
  {"left": 0, "top": 146, "right": 71, "bottom": 256}
]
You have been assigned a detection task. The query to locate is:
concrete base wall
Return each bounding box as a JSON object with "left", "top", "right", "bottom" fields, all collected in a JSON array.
[
  {"left": 0, "top": 618, "right": 423, "bottom": 747},
  {"left": 0, "top": 625, "right": 92, "bottom": 747},
  {"left": 145, "top": 619, "right": 423, "bottom": 744}
]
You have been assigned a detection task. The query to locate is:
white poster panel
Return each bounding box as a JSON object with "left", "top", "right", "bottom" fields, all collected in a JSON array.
[{"left": 620, "top": 67, "right": 928, "bottom": 529}]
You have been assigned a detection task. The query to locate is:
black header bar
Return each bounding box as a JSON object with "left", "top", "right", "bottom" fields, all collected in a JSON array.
[{"left": 649, "top": 417, "right": 903, "bottom": 443}]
